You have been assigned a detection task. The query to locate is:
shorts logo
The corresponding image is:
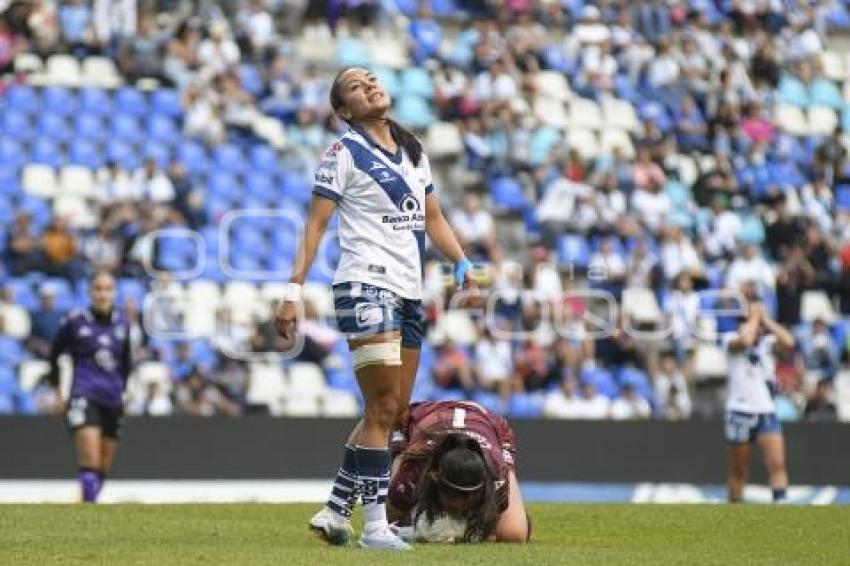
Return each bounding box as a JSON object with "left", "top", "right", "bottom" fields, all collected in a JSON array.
[
  {"left": 355, "top": 303, "right": 384, "bottom": 327},
  {"left": 79, "top": 326, "right": 92, "bottom": 337}
]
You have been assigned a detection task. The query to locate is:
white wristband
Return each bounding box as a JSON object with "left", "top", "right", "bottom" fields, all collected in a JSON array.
[{"left": 281, "top": 282, "right": 303, "bottom": 302}]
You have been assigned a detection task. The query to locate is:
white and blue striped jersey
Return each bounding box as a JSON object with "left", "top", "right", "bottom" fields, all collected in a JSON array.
[
  {"left": 722, "top": 332, "right": 778, "bottom": 414},
  {"left": 313, "top": 126, "right": 434, "bottom": 300}
]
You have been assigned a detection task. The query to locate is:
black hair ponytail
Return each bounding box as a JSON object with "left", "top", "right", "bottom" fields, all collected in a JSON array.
[
  {"left": 330, "top": 66, "right": 424, "bottom": 167},
  {"left": 414, "top": 433, "right": 500, "bottom": 543}
]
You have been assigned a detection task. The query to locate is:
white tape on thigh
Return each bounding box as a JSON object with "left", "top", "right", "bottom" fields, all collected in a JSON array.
[{"left": 352, "top": 340, "right": 402, "bottom": 369}]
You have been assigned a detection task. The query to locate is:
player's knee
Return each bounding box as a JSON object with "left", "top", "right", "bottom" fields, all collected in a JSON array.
[{"left": 365, "top": 392, "right": 400, "bottom": 430}]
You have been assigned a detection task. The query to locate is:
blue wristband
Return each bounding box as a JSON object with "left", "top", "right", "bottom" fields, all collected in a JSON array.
[{"left": 454, "top": 258, "right": 473, "bottom": 286}]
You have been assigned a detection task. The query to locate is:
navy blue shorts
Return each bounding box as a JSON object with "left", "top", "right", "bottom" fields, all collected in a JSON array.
[
  {"left": 724, "top": 411, "right": 781, "bottom": 444},
  {"left": 333, "top": 282, "right": 425, "bottom": 349},
  {"left": 66, "top": 396, "right": 124, "bottom": 439}
]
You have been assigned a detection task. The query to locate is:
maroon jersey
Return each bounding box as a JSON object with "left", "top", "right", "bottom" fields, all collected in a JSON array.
[{"left": 388, "top": 401, "right": 517, "bottom": 519}]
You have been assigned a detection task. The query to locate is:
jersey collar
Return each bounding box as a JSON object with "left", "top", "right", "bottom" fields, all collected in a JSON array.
[{"left": 350, "top": 125, "right": 403, "bottom": 165}]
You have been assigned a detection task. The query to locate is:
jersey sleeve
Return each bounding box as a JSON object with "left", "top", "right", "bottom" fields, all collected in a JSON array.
[
  {"left": 493, "top": 414, "right": 517, "bottom": 469},
  {"left": 312, "top": 140, "right": 350, "bottom": 203},
  {"left": 420, "top": 153, "right": 435, "bottom": 195}
]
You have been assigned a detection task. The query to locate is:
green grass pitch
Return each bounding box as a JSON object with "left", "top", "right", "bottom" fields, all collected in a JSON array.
[{"left": 1, "top": 503, "right": 847, "bottom": 565}]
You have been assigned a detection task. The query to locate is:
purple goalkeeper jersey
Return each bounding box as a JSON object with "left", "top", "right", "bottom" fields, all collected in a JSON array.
[{"left": 49, "top": 308, "right": 131, "bottom": 408}]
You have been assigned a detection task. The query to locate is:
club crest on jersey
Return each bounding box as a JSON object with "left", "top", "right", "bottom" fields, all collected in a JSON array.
[{"left": 399, "top": 194, "right": 421, "bottom": 212}]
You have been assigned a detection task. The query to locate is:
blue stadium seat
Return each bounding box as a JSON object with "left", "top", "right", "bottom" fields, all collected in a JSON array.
[
  {"left": 489, "top": 175, "right": 528, "bottom": 214},
  {"left": 471, "top": 391, "right": 508, "bottom": 415},
  {"left": 616, "top": 367, "right": 653, "bottom": 402},
  {"left": 105, "top": 139, "right": 141, "bottom": 170},
  {"left": 4, "top": 279, "right": 39, "bottom": 310},
  {"left": 529, "top": 126, "right": 561, "bottom": 165},
  {"left": 0, "top": 137, "right": 25, "bottom": 169},
  {"left": 38, "top": 113, "right": 71, "bottom": 142},
  {"left": 281, "top": 174, "right": 312, "bottom": 205},
  {"left": 250, "top": 145, "right": 279, "bottom": 175},
  {"left": 810, "top": 79, "right": 843, "bottom": 109},
  {"left": 150, "top": 89, "right": 183, "bottom": 118},
  {"left": 2, "top": 112, "right": 34, "bottom": 141},
  {"left": 335, "top": 37, "right": 371, "bottom": 67},
  {"left": 400, "top": 68, "right": 434, "bottom": 98},
  {"left": 246, "top": 173, "right": 275, "bottom": 200},
  {"left": 557, "top": 234, "right": 591, "bottom": 269},
  {"left": 430, "top": 0, "right": 457, "bottom": 17},
  {"left": 148, "top": 114, "right": 179, "bottom": 144},
  {"left": 238, "top": 64, "right": 264, "bottom": 96},
  {"left": 581, "top": 367, "right": 619, "bottom": 398},
  {"left": 117, "top": 278, "right": 147, "bottom": 307},
  {"left": 777, "top": 75, "right": 809, "bottom": 107},
  {"left": 42, "top": 278, "right": 74, "bottom": 311},
  {"left": 507, "top": 393, "right": 544, "bottom": 418},
  {"left": 75, "top": 113, "right": 107, "bottom": 142},
  {"left": 0, "top": 168, "right": 20, "bottom": 197},
  {"left": 429, "top": 387, "right": 467, "bottom": 402},
  {"left": 41, "top": 86, "right": 76, "bottom": 116},
  {"left": 835, "top": 185, "right": 850, "bottom": 211},
  {"left": 5, "top": 84, "right": 39, "bottom": 114},
  {"left": 142, "top": 140, "right": 171, "bottom": 168},
  {"left": 29, "top": 137, "right": 62, "bottom": 167},
  {"left": 78, "top": 88, "right": 112, "bottom": 115},
  {"left": 113, "top": 87, "right": 148, "bottom": 117},
  {"left": 112, "top": 113, "right": 143, "bottom": 143},
  {"left": 394, "top": 94, "right": 435, "bottom": 128},
  {"left": 208, "top": 173, "right": 240, "bottom": 197},
  {"left": 177, "top": 141, "right": 208, "bottom": 173},
  {"left": 214, "top": 144, "right": 245, "bottom": 174},
  {"left": 69, "top": 139, "right": 103, "bottom": 168}
]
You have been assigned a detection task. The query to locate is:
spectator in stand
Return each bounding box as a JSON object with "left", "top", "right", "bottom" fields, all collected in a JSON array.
[
  {"left": 654, "top": 352, "right": 691, "bottom": 420},
  {"left": 237, "top": 0, "right": 275, "bottom": 60},
  {"left": 726, "top": 243, "right": 775, "bottom": 293},
  {"left": 176, "top": 366, "right": 240, "bottom": 417},
  {"left": 42, "top": 217, "right": 82, "bottom": 281},
  {"left": 163, "top": 20, "right": 201, "bottom": 89},
  {"left": 408, "top": 3, "right": 441, "bottom": 64},
  {"left": 660, "top": 225, "right": 704, "bottom": 283},
  {"left": 171, "top": 342, "right": 195, "bottom": 382},
  {"left": 197, "top": 19, "right": 240, "bottom": 80},
  {"left": 513, "top": 337, "right": 552, "bottom": 392},
  {"left": 82, "top": 223, "right": 123, "bottom": 275},
  {"left": 800, "top": 318, "right": 841, "bottom": 378},
  {"left": 58, "top": 0, "right": 92, "bottom": 56},
  {"left": 610, "top": 383, "right": 651, "bottom": 420},
  {"left": 775, "top": 246, "right": 815, "bottom": 327},
  {"left": 25, "top": 287, "right": 64, "bottom": 358},
  {"left": 473, "top": 58, "right": 518, "bottom": 114},
  {"left": 675, "top": 95, "right": 710, "bottom": 154},
  {"left": 133, "top": 159, "right": 175, "bottom": 203},
  {"left": 574, "top": 379, "right": 610, "bottom": 420},
  {"left": 474, "top": 325, "right": 513, "bottom": 400},
  {"left": 116, "top": 14, "right": 162, "bottom": 83},
  {"left": 450, "top": 193, "right": 496, "bottom": 261},
  {"left": 803, "top": 379, "right": 838, "bottom": 422},
  {"left": 433, "top": 339, "right": 475, "bottom": 394},
  {"left": 543, "top": 376, "right": 582, "bottom": 419}
]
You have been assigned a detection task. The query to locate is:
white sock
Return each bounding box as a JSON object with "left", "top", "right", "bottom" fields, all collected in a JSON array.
[{"left": 363, "top": 502, "right": 388, "bottom": 534}]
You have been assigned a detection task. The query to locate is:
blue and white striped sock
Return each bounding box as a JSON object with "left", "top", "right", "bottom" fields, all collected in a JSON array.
[
  {"left": 356, "top": 445, "right": 391, "bottom": 533},
  {"left": 326, "top": 446, "right": 358, "bottom": 519}
]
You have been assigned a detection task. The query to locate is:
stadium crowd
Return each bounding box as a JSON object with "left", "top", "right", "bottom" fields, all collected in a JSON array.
[{"left": 0, "top": 0, "right": 849, "bottom": 421}]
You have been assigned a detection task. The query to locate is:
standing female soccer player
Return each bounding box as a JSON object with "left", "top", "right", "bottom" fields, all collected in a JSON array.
[
  {"left": 388, "top": 401, "right": 530, "bottom": 543},
  {"left": 723, "top": 286, "right": 795, "bottom": 503},
  {"left": 274, "top": 66, "right": 475, "bottom": 549},
  {"left": 47, "top": 271, "right": 131, "bottom": 503}
]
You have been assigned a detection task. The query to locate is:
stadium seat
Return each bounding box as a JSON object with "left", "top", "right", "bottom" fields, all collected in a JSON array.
[
  {"left": 247, "top": 363, "right": 287, "bottom": 415},
  {"left": 534, "top": 71, "right": 572, "bottom": 102},
  {"left": 68, "top": 140, "right": 102, "bottom": 169},
  {"left": 78, "top": 88, "right": 112, "bottom": 115},
  {"left": 622, "top": 287, "right": 661, "bottom": 324},
  {"left": 471, "top": 391, "right": 508, "bottom": 416},
  {"left": 117, "top": 279, "right": 148, "bottom": 307},
  {"left": 0, "top": 136, "right": 25, "bottom": 169},
  {"left": 808, "top": 106, "right": 838, "bottom": 136},
  {"left": 801, "top": 291, "right": 837, "bottom": 323},
  {"left": 214, "top": 144, "right": 246, "bottom": 174},
  {"left": 368, "top": 33, "right": 409, "bottom": 69},
  {"left": 320, "top": 389, "right": 360, "bottom": 417},
  {"left": 435, "top": 310, "right": 477, "bottom": 346},
  {"left": 105, "top": 139, "right": 141, "bottom": 170},
  {"left": 507, "top": 393, "right": 544, "bottom": 419},
  {"left": 0, "top": 304, "right": 31, "bottom": 339},
  {"left": 810, "top": 78, "right": 843, "bottom": 109},
  {"left": 287, "top": 362, "right": 327, "bottom": 399},
  {"left": 335, "top": 36, "right": 371, "bottom": 68},
  {"left": 774, "top": 104, "right": 808, "bottom": 136},
  {"left": 59, "top": 165, "right": 95, "bottom": 198},
  {"left": 29, "top": 137, "right": 62, "bottom": 168},
  {"left": 295, "top": 24, "right": 334, "bottom": 63},
  {"left": 557, "top": 234, "right": 591, "bottom": 269},
  {"left": 835, "top": 185, "right": 850, "bottom": 211},
  {"left": 113, "top": 87, "right": 148, "bottom": 117},
  {"left": 81, "top": 56, "right": 122, "bottom": 88},
  {"left": 283, "top": 396, "right": 321, "bottom": 417},
  {"left": 41, "top": 87, "right": 76, "bottom": 116},
  {"left": 581, "top": 367, "right": 619, "bottom": 398},
  {"left": 4, "top": 279, "right": 39, "bottom": 311},
  {"left": 5, "top": 84, "right": 39, "bottom": 114},
  {"left": 400, "top": 68, "right": 434, "bottom": 99},
  {"left": 600, "top": 128, "right": 635, "bottom": 158},
  {"left": 0, "top": 336, "right": 24, "bottom": 367},
  {"left": 44, "top": 54, "right": 81, "bottom": 86},
  {"left": 533, "top": 96, "right": 569, "bottom": 129},
  {"left": 14, "top": 53, "right": 43, "bottom": 75},
  {"left": 250, "top": 145, "right": 280, "bottom": 175},
  {"left": 302, "top": 283, "right": 335, "bottom": 318},
  {"left": 53, "top": 195, "right": 97, "bottom": 228},
  {"left": 693, "top": 344, "right": 728, "bottom": 380},
  {"left": 489, "top": 175, "right": 528, "bottom": 214},
  {"left": 135, "top": 361, "right": 170, "bottom": 386},
  {"left": 602, "top": 96, "right": 640, "bottom": 132},
  {"left": 148, "top": 114, "right": 180, "bottom": 144},
  {"left": 22, "top": 165, "right": 58, "bottom": 199},
  {"left": 567, "top": 128, "right": 599, "bottom": 160},
  {"left": 569, "top": 98, "right": 603, "bottom": 130},
  {"left": 426, "top": 122, "right": 462, "bottom": 159},
  {"left": 18, "top": 359, "right": 49, "bottom": 392},
  {"left": 394, "top": 95, "right": 435, "bottom": 129},
  {"left": 37, "top": 112, "right": 72, "bottom": 143},
  {"left": 112, "top": 114, "right": 143, "bottom": 144},
  {"left": 75, "top": 113, "right": 107, "bottom": 143},
  {"left": 777, "top": 75, "right": 809, "bottom": 107}
]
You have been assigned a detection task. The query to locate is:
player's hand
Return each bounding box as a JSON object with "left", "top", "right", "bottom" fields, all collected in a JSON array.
[{"left": 273, "top": 300, "right": 298, "bottom": 340}]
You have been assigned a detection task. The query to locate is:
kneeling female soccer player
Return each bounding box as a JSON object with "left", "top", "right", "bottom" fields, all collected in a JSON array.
[{"left": 387, "top": 401, "right": 530, "bottom": 543}]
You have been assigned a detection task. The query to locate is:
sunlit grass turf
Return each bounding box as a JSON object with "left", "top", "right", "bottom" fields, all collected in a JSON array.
[{"left": 1, "top": 503, "right": 847, "bottom": 565}]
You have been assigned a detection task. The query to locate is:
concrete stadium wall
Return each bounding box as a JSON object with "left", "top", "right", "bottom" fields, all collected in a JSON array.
[{"left": 2, "top": 417, "right": 849, "bottom": 484}]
